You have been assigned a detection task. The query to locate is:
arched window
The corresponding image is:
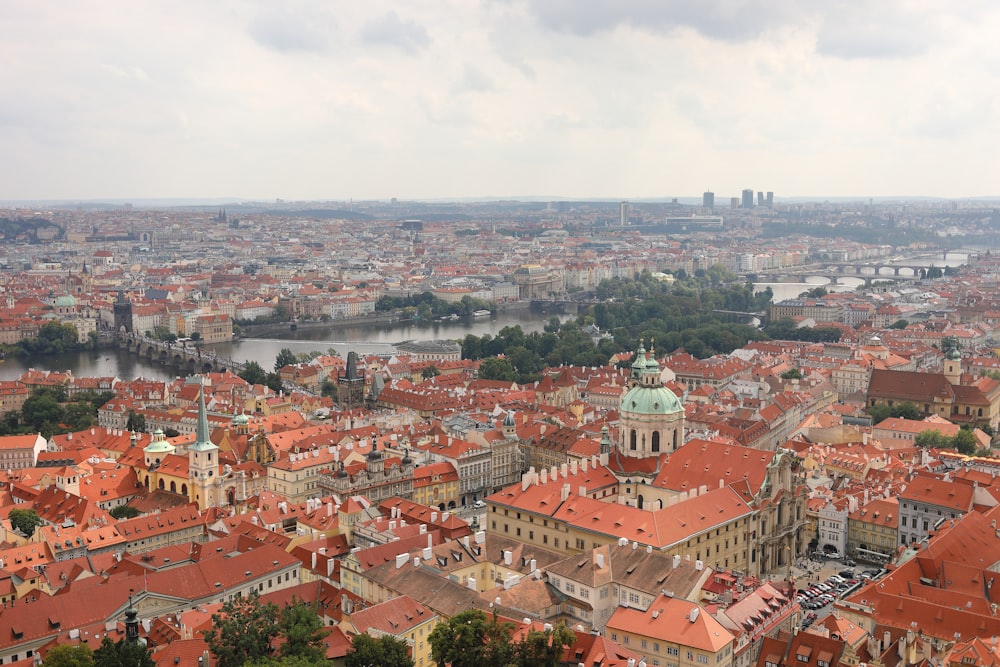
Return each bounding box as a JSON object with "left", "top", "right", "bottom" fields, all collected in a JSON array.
[
  {"left": 651, "top": 431, "right": 660, "bottom": 452},
  {"left": 673, "top": 430, "right": 678, "bottom": 450},
  {"left": 158, "top": 479, "right": 165, "bottom": 490},
  {"left": 181, "top": 484, "right": 188, "bottom": 495},
  {"left": 170, "top": 481, "right": 176, "bottom": 493},
  {"left": 630, "top": 430, "right": 637, "bottom": 450}
]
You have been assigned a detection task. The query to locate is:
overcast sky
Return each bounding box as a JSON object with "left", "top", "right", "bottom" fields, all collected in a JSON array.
[{"left": 2, "top": 1, "right": 998, "bottom": 202}]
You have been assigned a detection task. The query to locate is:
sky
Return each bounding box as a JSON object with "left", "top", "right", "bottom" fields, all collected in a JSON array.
[{"left": 2, "top": 1, "right": 999, "bottom": 202}]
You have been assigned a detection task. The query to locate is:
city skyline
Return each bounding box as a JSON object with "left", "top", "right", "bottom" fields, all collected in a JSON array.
[{"left": 2, "top": 2, "right": 999, "bottom": 201}]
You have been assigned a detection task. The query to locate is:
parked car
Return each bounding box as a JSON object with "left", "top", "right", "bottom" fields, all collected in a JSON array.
[{"left": 839, "top": 569, "right": 856, "bottom": 579}]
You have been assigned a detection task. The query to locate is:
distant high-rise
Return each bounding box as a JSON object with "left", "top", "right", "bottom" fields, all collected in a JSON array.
[
  {"left": 741, "top": 189, "right": 754, "bottom": 209},
  {"left": 766, "top": 191, "right": 774, "bottom": 208},
  {"left": 757, "top": 192, "right": 764, "bottom": 207},
  {"left": 703, "top": 191, "right": 715, "bottom": 210},
  {"left": 731, "top": 197, "right": 739, "bottom": 210},
  {"left": 620, "top": 201, "right": 630, "bottom": 226}
]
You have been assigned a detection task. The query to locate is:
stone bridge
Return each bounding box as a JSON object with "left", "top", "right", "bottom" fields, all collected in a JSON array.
[{"left": 119, "top": 334, "right": 247, "bottom": 376}]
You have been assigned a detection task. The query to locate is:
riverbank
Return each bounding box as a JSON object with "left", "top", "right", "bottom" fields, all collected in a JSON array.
[{"left": 238, "top": 300, "right": 533, "bottom": 339}]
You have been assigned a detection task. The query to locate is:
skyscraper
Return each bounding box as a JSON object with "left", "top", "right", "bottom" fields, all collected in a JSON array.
[
  {"left": 742, "top": 189, "right": 754, "bottom": 209},
  {"left": 766, "top": 191, "right": 774, "bottom": 208},
  {"left": 620, "top": 201, "right": 630, "bottom": 226},
  {"left": 703, "top": 191, "right": 715, "bottom": 210},
  {"left": 757, "top": 192, "right": 764, "bottom": 207}
]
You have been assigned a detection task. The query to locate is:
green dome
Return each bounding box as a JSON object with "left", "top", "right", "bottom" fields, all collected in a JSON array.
[
  {"left": 621, "top": 383, "right": 683, "bottom": 416},
  {"left": 233, "top": 413, "right": 250, "bottom": 426},
  {"left": 144, "top": 429, "right": 175, "bottom": 454},
  {"left": 54, "top": 295, "right": 77, "bottom": 307}
]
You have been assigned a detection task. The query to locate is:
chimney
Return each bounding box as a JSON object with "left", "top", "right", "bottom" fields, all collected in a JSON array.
[
  {"left": 395, "top": 553, "right": 408, "bottom": 569},
  {"left": 422, "top": 547, "right": 432, "bottom": 561},
  {"left": 689, "top": 607, "right": 700, "bottom": 623},
  {"left": 540, "top": 469, "right": 548, "bottom": 485},
  {"left": 581, "top": 458, "right": 588, "bottom": 473},
  {"left": 672, "top": 555, "right": 681, "bottom": 569},
  {"left": 467, "top": 576, "right": 477, "bottom": 590},
  {"left": 561, "top": 463, "right": 568, "bottom": 478},
  {"left": 596, "top": 553, "right": 605, "bottom": 569},
  {"left": 504, "top": 550, "right": 513, "bottom": 566}
]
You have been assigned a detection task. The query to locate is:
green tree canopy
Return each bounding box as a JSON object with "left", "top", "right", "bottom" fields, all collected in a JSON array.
[
  {"left": 514, "top": 623, "right": 576, "bottom": 667},
  {"left": 109, "top": 505, "right": 142, "bottom": 520},
  {"left": 239, "top": 360, "right": 269, "bottom": 386},
  {"left": 428, "top": 610, "right": 515, "bottom": 667},
  {"left": 43, "top": 644, "right": 94, "bottom": 667},
  {"left": 914, "top": 430, "right": 950, "bottom": 449},
  {"left": 205, "top": 592, "right": 329, "bottom": 667},
  {"left": 953, "top": 428, "right": 978, "bottom": 455},
  {"left": 277, "top": 600, "right": 329, "bottom": 661},
  {"left": 477, "top": 358, "right": 517, "bottom": 382},
  {"left": 92, "top": 634, "right": 156, "bottom": 667},
  {"left": 21, "top": 393, "right": 65, "bottom": 437},
  {"left": 9, "top": 508, "right": 42, "bottom": 536},
  {"left": 205, "top": 590, "right": 281, "bottom": 667},
  {"left": 274, "top": 348, "right": 297, "bottom": 372},
  {"left": 346, "top": 633, "right": 414, "bottom": 667}
]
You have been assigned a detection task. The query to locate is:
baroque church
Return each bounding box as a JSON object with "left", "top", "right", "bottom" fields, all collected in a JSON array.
[{"left": 133, "top": 383, "right": 253, "bottom": 510}]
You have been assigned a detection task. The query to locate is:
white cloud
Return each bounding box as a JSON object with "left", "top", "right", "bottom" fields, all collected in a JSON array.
[{"left": 0, "top": 0, "right": 998, "bottom": 199}]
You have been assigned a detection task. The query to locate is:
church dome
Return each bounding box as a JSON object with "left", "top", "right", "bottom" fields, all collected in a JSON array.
[
  {"left": 54, "top": 295, "right": 77, "bottom": 307},
  {"left": 143, "top": 429, "right": 176, "bottom": 455},
  {"left": 232, "top": 413, "right": 250, "bottom": 426},
  {"left": 621, "top": 383, "right": 683, "bottom": 416}
]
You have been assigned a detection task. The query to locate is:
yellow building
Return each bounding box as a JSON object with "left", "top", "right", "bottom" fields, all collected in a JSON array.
[
  {"left": 411, "top": 461, "right": 460, "bottom": 510},
  {"left": 847, "top": 497, "right": 899, "bottom": 564},
  {"left": 342, "top": 595, "right": 438, "bottom": 667}
]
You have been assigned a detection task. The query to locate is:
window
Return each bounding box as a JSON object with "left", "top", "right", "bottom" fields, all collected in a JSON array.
[
  {"left": 610, "top": 633, "right": 617, "bottom": 641},
  {"left": 667, "top": 647, "right": 679, "bottom": 656}
]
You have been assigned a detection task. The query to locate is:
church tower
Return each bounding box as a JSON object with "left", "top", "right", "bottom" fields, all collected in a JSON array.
[
  {"left": 188, "top": 383, "right": 219, "bottom": 509},
  {"left": 618, "top": 341, "right": 685, "bottom": 458},
  {"left": 943, "top": 337, "right": 962, "bottom": 385}
]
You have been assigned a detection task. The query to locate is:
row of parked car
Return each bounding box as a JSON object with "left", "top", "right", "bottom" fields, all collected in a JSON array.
[{"left": 796, "top": 568, "right": 886, "bottom": 628}]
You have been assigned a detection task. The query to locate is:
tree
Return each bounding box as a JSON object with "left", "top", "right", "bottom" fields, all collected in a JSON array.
[
  {"left": 477, "top": 357, "right": 517, "bottom": 382},
  {"left": 43, "top": 644, "right": 94, "bottom": 667},
  {"left": 346, "top": 633, "right": 414, "bottom": 667},
  {"left": 421, "top": 365, "right": 441, "bottom": 380},
  {"left": 240, "top": 360, "right": 269, "bottom": 386},
  {"left": 190, "top": 332, "right": 202, "bottom": 343},
  {"left": 109, "top": 505, "right": 141, "bottom": 520},
  {"left": 515, "top": 622, "right": 576, "bottom": 667},
  {"left": 915, "top": 430, "right": 949, "bottom": 448},
  {"left": 126, "top": 411, "right": 146, "bottom": 433},
  {"left": 21, "top": 393, "right": 65, "bottom": 436},
  {"left": 277, "top": 600, "right": 329, "bottom": 661},
  {"left": 428, "top": 609, "right": 515, "bottom": 667},
  {"left": 888, "top": 319, "right": 909, "bottom": 329},
  {"left": 953, "top": 428, "right": 978, "bottom": 455},
  {"left": 275, "top": 348, "right": 297, "bottom": 372},
  {"left": 93, "top": 634, "right": 156, "bottom": 667},
  {"left": 780, "top": 368, "right": 802, "bottom": 380},
  {"left": 9, "top": 508, "right": 42, "bottom": 536},
  {"left": 205, "top": 590, "right": 281, "bottom": 667}
]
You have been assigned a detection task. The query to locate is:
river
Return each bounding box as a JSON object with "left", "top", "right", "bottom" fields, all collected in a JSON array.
[
  {"left": 0, "top": 308, "right": 566, "bottom": 383},
  {"left": 754, "top": 252, "right": 971, "bottom": 302}
]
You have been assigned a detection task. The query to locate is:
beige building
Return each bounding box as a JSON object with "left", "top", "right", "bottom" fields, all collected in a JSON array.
[{"left": 606, "top": 594, "right": 736, "bottom": 667}]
